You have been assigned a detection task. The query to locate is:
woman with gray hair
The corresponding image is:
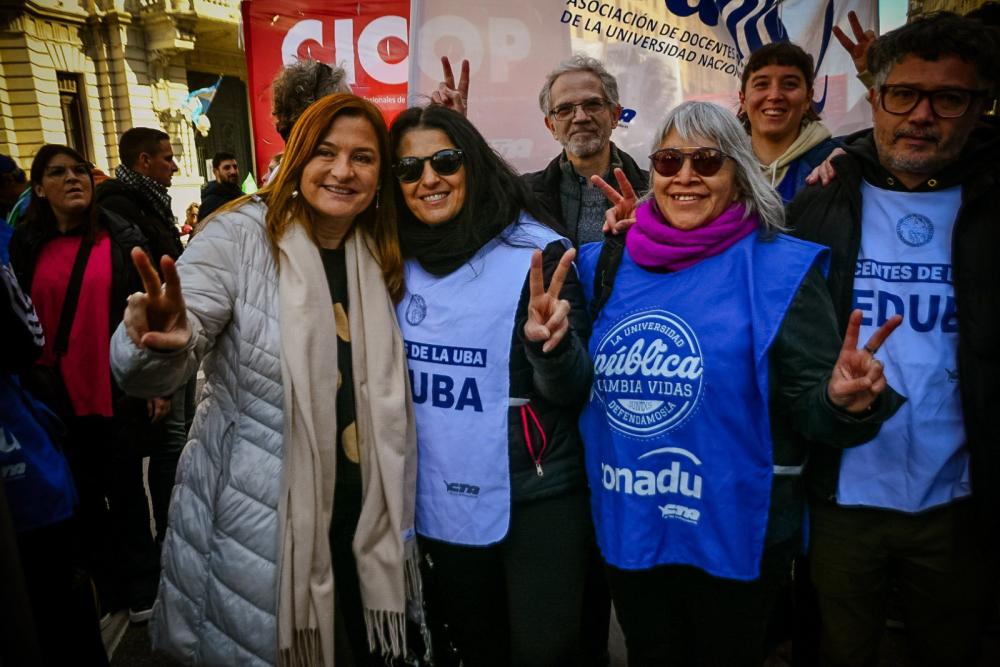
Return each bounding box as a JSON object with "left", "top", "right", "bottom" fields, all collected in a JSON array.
[{"left": 575, "top": 101, "right": 903, "bottom": 666}]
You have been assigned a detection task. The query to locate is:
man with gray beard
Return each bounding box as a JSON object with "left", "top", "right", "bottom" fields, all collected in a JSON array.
[{"left": 523, "top": 55, "right": 647, "bottom": 247}]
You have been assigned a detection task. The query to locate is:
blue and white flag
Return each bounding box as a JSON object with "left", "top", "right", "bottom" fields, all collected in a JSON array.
[{"left": 183, "top": 76, "right": 222, "bottom": 134}]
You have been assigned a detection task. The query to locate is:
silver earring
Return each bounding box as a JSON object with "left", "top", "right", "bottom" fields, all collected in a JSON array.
[
  {"left": 291, "top": 189, "right": 298, "bottom": 198},
  {"left": 375, "top": 189, "right": 380, "bottom": 209}
]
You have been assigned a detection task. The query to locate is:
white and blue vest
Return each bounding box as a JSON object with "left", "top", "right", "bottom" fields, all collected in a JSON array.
[
  {"left": 839, "top": 182, "right": 969, "bottom": 512},
  {"left": 397, "top": 216, "right": 566, "bottom": 545},
  {"left": 577, "top": 232, "right": 827, "bottom": 580}
]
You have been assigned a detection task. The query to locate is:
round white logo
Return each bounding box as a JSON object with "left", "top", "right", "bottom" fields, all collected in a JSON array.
[{"left": 592, "top": 309, "right": 704, "bottom": 438}]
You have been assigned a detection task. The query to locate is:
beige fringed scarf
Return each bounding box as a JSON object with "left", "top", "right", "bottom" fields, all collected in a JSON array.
[{"left": 276, "top": 220, "right": 419, "bottom": 667}]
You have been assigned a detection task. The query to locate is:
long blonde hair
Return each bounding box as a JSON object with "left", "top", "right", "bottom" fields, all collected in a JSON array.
[{"left": 252, "top": 93, "right": 404, "bottom": 301}]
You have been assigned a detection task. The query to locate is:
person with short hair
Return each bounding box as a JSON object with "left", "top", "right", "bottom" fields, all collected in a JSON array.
[
  {"left": 96, "top": 127, "right": 186, "bottom": 556},
  {"left": 738, "top": 42, "right": 841, "bottom": 202},
  {"left": 787, "top": 12, "right": 1000, "bottom": 665},
  {"left": 97, "top": 127, "right": 182, "bottom": 264},
  {"left": 523, "top": 54, "right": 648, "bottom": 247},
  {"left": 198, "top": 151, "right": 242, "bottom": 221}
]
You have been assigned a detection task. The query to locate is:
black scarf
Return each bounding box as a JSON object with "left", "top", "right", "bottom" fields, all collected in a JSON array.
[{"left": 399, "top": 214, "right": 501, "bottom": 277}]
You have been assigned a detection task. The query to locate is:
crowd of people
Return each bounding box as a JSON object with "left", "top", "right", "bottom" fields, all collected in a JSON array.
[{"left": 1, "top": 8, "right": 998, "bottom": 667}]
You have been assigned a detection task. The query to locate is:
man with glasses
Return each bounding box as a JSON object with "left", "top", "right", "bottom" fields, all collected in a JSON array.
[
  {"left": 524, "top": 55, "right": 647, "bottom": 247},
  {"left": 787, "top": 13, "right": 999, "bottom": 665}
]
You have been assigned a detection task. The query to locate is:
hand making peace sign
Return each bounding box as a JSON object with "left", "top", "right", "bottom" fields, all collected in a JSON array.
[
  {"left": 591, "top": 168, "right": 639, "bottom": 235},
  {"left": 523, "top": 247, "right": 576, "bottom": 354},
  {"left": 124, "top": 247, "right": 191, "bottom": 351},
  {"left": 431, "top": 56, "right": 471, "bottom": 117},
  {"left": 826, "top": 309, "right": 903, "bottom": 413},
  {"left": 833, "top": 10, "right": 877, "bottom": 77}
]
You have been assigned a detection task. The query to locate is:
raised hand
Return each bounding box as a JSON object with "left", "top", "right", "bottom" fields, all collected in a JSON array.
[
  {"left": 592, "top": 168, "right": 639, "bottom": 235},
  {"left": 827, "top": 310, "right": 902, "bottom": 413},
  {"left": 524, "top": 247, "right": 576, "bottom": 354},
  {"left": 430, "top": 56, "right": 470, "bottom": 116},
  {"left": 833, "top": 10, "right": 877, "bottom": 76},
  {"left": 124, "top": 247, "right": 191, "bottom": 350},
  {"left": 805, "top": 147, "right": 846, "bottom": 187}
]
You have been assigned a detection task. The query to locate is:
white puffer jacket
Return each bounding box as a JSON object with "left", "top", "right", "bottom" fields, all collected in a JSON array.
[{"left": 112, "top": 200, "right": 284, "bottom": 665}]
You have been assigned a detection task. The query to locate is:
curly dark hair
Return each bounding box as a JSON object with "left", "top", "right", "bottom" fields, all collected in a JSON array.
[
  {"left": 271, "top": 60, "right": 350, "bottom": 141},
  {"left": 868, "top": 11, "right": 1000, "bottom": 93}
]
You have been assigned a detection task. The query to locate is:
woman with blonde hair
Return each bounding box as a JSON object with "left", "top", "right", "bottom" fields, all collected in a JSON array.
[{"left": 111, "top": 94, "right": 419, "bottom": 666}]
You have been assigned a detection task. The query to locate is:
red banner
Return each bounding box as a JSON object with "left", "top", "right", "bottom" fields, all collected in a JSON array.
[{"left": 241, "top": 0, "right": 410, "bottom": 179}]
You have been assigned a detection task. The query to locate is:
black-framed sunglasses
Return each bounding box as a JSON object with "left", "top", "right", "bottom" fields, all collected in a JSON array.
[
  {"left": 648, "top": 148, "right": 730, "bottom": 178},
  {"left": 549, "top": 97, "right": 610, "bottom": 121},
  {"left": 879, "top": 85, "right": 987, "bottom": 118},
  {"left": 44, "top": 162, "right": 92, "bottom": 179},
  {"left": 393, "top": 149, "right": 464, "bottom": 183}
]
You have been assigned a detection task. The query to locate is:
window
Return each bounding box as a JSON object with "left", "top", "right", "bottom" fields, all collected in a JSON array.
[{"left": 57, "top": 73, "right": 90, "bottom": 160}]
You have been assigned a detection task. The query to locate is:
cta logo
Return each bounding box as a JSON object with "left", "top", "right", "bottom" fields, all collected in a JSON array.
[
  {"left": 444, "top": 480, "right": 480, "bottom": 497},
  {"left": 592, "top": 310, "right": 704, "bottom": 438}
]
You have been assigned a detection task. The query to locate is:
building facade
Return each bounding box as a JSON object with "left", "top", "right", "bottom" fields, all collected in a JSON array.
[
  {"left": 909, "top": 0, "right": 992, "bottom": 17},
  {"left": 0, "top": 0, "right": 252, "bottom": 220}
]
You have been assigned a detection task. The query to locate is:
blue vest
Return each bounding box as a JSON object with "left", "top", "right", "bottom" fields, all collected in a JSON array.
[
  {"left": 1, "top": 376, "right": 77, "bottom": 532},
  {"left": 397, "top": 216, "right": 565, "bottom": 545},
  {"left": 577, "top": 232, "right": 827, "bottom": 580}
]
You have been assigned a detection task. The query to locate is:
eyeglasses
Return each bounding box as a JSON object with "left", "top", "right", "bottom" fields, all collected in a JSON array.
[
  {"left": 648, "top": 148, "right": 731, "bottom": 178},
  {"left": 879, "top": 85, "right": 986, "bottom": 118},
  {"left": 44, "top": 163, "right": 92, "bottom": 179},
  {"left": 549, "top": 98, "right": 610, "bottom": 121},
  {"left": 392, "top": 149, "right": 464, "bottom": 183}
]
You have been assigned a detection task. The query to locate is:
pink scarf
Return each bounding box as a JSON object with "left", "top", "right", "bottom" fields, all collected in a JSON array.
[{"left": 626, "top": 200, "right": 759, "bottom": 272}]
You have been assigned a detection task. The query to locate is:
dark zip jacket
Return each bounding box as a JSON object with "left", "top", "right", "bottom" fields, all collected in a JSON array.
[
  {"left": 522, "top": 142, "right": 648, "bottom": 246},
  {"left": 96, "top": 178, "right": 183, "bottom": 266},
  {"left": 508, "top": 240, "right": 592, "bottom": 502}
]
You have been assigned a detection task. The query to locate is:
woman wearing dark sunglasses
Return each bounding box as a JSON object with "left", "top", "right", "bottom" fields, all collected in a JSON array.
[
  {"left": 574, "top": 101, "right": 903, "bottom": 666},
  {"left": 7, "top": 144, "right": 161, "bottom": 645},
  {"left": 389, "top": 104, "right": 593, "bottom": 666}
]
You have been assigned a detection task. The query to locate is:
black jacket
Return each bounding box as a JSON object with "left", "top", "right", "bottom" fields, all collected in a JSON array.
[
  {"left": 508, "top": 240, "right": 592, "bottom": 502},
  {"left": 96, "top": 178, "right": 183, "bottom": 265},
  {"left": 522, "top": 142, "right": 648, "bottom": 246},
  {"left": 787, "top": 127, "right": 1000, "bottom": 543},
  {"left": 198, "top": 180, "right": 243, "bottom": 221}
]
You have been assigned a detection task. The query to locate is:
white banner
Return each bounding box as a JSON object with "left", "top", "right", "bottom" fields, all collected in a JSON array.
[{"left": 408, "top": 0, "right": 877, "bottom": 172}]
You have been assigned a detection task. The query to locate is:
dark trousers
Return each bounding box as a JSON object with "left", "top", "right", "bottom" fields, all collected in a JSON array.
[
  {"left": 63, "top": 415, "right": 159, "bottom": 611},
  {"left": 580, "top": 533, "right": 613, "bottom": 667},
  {"left": 607, "top": 538, "right": 798, "bottom": 667},
  {"left": 419, "top": 491, "right": 592, "bottom": 667},
  {"left": 810, "top": 500, "right": 996, "bottom": 667},
  {"left": 147, "top": 378, "right": 195, "bottom": 547},
  {"left": 15, "top": 519, "right": 109, "bottom": 666}
]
